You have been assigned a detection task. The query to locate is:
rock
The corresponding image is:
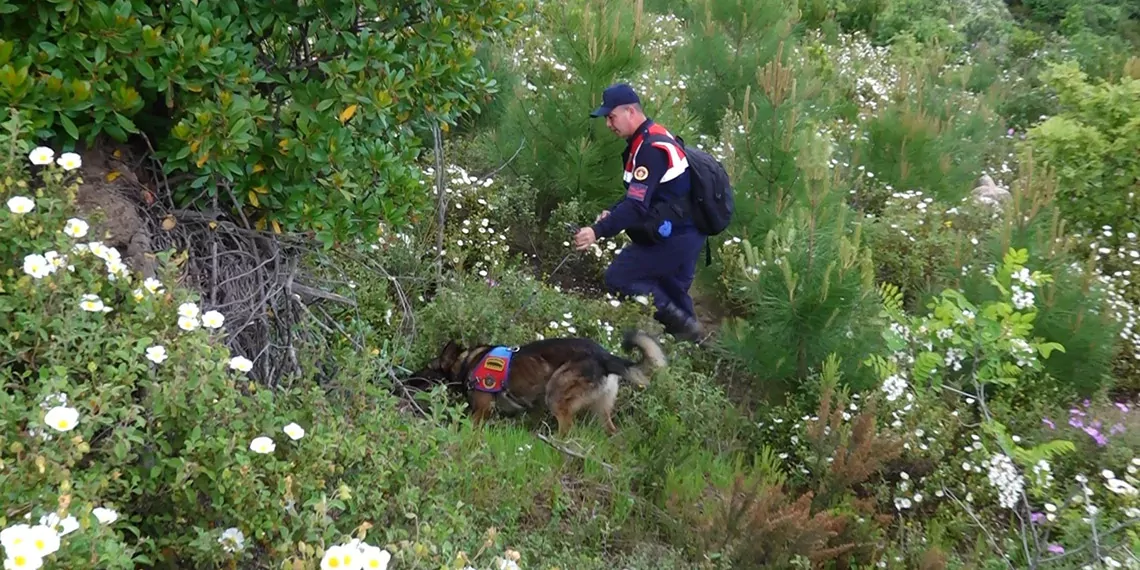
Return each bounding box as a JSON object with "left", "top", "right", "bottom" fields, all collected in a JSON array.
[{"left": 970, "top": 175, "right": 1010, "bottom": 208}]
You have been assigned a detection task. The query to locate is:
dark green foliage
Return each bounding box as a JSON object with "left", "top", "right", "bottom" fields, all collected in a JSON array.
[
  {"left": 672, "top": 0, "right": 805, "bottom": 135},
  {"left": 0, "top": 0, "right": 518, "bottom": 245}
]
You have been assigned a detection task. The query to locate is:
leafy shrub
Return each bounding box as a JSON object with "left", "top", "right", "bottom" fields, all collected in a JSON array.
[
  {"left": 1021, "top": 61, "right": 1140, "bottom": 238},
  {"left": 857, "top": 249, "right": 1139, "bottom": 567},
  {"left": 0, "top": 0, "right": 518, "bottom": 245},
  {"left": 863, "top": 189, "right": 1000, "bottom": 309},
  {"left": 0, "top": 115, "right": 565, "bottom": 570}
]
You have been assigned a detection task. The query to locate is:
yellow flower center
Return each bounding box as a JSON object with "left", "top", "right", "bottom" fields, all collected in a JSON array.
[
  {"left": 34, "top": 538, "right": 45, "bottom": 550},
  {"left": 13, "top": 555, "right": 27, "bottom": 566},
  {"left": 57, "top": 420, "right": 69, "bottom": 429},
  {"left": 329, "top": 559, "right": 341, "bottom": 568}
]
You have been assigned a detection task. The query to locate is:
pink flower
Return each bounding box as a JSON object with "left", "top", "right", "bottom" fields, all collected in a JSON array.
[
  {"left": 1042, "top": 417, "right": 1056, "bottom": 429},
  {"left": 1047, "top": 544, "right": 1064, "bottom": 554}
]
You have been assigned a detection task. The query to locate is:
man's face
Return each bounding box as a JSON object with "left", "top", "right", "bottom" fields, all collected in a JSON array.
[{"left": 605, "top": 105, "right": 638, "bottom": 138}]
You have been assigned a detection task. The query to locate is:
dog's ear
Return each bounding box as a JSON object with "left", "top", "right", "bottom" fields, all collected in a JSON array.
[{"left": 439, "top": 340, "right": 463, "bottom": 367}]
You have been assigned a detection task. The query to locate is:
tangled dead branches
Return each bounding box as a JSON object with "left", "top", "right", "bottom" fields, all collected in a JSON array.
[{"left": 80, "top": 140, "right": 373, "bottom": 387}]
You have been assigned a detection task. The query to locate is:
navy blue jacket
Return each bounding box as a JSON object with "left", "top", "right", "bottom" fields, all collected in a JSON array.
[{"left": 591, "top": 118, "right": 695, "bottom": 242}]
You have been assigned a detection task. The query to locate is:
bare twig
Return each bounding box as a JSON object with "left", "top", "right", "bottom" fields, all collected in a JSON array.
[
  {"left": 1037, "top": 517, "right": 1140, "bottom": 565},
  {"left": 535, "top": 432, "right": 615, "bottom": 472},
  {"left": 942, "top": 485, "right": 1015, "bottom": 570},
  {"left": 290, "top": 282, "right": 357, "bottom": 306},
  {"left": 477, "top": 136, "right": 526, "bottom": 180},
  {"left": 432, "top": 121, "right": 446, "bottom": 282}
]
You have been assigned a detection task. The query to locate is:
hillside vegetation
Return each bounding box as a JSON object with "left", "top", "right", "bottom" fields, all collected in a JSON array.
[{"left": 1, "top": 0, "right": 1139, "bottom": 569}]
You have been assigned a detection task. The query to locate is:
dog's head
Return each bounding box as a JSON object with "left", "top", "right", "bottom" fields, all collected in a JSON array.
[{"left": 408, "top": 339, "right": 467, "bottom": 384}]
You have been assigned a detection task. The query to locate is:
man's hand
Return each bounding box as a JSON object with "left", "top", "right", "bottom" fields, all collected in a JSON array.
[
  {"left": 595, "top": 210, "right": 610, "bottom": 223},
  {"left": 573, "top": 227, "right": 597, "bottom": 251}
]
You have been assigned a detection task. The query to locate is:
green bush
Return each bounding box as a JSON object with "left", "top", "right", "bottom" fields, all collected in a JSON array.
[
  {"left": 0, "top": 0, "right": 518, "bottom": 245},
  {"left": 0, "top": 113, "right": 571, "bottom": 570},
  {"left": 1021, "top": 60, "right": 1140, "bottom": 237}
]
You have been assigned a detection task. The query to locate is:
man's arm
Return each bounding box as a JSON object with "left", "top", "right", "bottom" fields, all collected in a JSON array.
[{"left": 591, "top": 147, "right": 668, "bottom": 239}]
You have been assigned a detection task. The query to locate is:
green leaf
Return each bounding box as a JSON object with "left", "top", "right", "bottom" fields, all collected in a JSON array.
[
  {"left": 135, "top": 58, "right": 155, "bottom": 81},
  {"left": 94, "top": 43, "right": 107, "bottom": 65},
  {"left": 1036, "top": 342, "right": 1066, "bottom": 359},
  {"left": 59, "top": 113, "right": 78, "bottom": 140},
  {"left": 913, "top": 351, "right": 941, "bottom": 384}
]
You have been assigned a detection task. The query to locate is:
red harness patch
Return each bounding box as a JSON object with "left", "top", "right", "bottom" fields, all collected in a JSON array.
[{"left": 468, "top": 346, "right": 515, "bottom": 393}]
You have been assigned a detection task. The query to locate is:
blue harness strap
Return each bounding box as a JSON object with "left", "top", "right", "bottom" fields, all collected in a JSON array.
[{"left": 468, "top": 346, "right": 515, "bottom": 394}]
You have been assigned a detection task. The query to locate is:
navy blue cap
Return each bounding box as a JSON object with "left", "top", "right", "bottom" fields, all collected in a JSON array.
[{"left": 589, "top": 83, "right": 640, "bottom": 118}]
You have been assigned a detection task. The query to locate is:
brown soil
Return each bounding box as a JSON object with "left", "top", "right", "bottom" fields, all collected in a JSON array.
[{"left": 72, "top": 144, "right": 158, "bottom": 278}]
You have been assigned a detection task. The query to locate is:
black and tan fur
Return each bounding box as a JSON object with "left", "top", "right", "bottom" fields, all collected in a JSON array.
[{"left": 412, "top": 330, "right": 667, "bottom": 436}]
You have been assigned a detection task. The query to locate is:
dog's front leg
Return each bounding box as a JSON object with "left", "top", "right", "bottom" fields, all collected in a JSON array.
[{"left": 469, "top": 392, "right": 495, "bottom": 428}]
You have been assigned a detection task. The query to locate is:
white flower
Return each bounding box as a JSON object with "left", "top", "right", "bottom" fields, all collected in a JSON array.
[
  {"left": 44, "top": 406, "right": 79, "bottom": 432},
  {"left": 177, "top": 315, "right": 199, "bottom": 331},
  {"left": 79, "top": 294, "right": 105, "bottom": 312},
  {"left": 986, "top": 453, "right": 1025, "bottom": 509},
  {"left": 495, "top": 557, "right": 521, "bottom": 570},
  {"left": 361, "top": 545, "right": 391, "bottom": 570},
  {"left": 229, "top": 356, "right": 253, "bottom": 373},
  {"left": 881, "top": 373, "right": 907, "bottom": 401},
  {"left": 28, "top": 147, "right": 54, "bottom": 165},
  {"left": 63, "top": 218, "right": 89, "bottom": 238},
  {"left": 20, "top": 524, "right": 60, "bottom": 558},
  {"left": 218, "top": 527, "right": 245, "bottom": 553},
  {"left": 146, "top": 345, "right": 168, "bottom": 364},
  {"left": 43, "top": 251, "right": 64, "bottom": 269},
  {"left": 321, "top": 544, "right": 363, "bottom": 570},
  {"left": 249, "top": 436, "right": 275, "bottom": 454},
  {"left": 2, "top": 551, "right": 43, "bottom": 570},
  {"left": 634, "top": 295, "right": 649, "bottom": 305},
  {"left": 201, "top": 310, "right": 225, "bottom": 329},
  {"left": 1, "top": 524, "right": 32, "bottom": 552},
  {"left": 22, "top": 254, "right": 51, "bottom": 279},
  {"left": 7, "top": 196, "right": 35, "bottom": 214},
  {"left": 283, "top": 422, "right": 305, "bottom": 441},
  {"left": 38, "top": 513, "right": 77, "bottom": 536},
  {"left": 177, "top": 302, "right": 200, "bottom": 319},
  {"left": 56, "top": 152, "right": 81, "bottom": 171},
  {"left": 92, "top": 507, "right": 118, "bottom": 525},
  {"left": 1105, "top": 478, "right": 1138, "bottom": 496},
  {"left": 143, "top": 277, "right": 163, "bottom": 294}
]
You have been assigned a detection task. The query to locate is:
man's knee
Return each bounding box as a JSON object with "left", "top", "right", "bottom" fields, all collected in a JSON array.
[{"left": 603, "top": 262, "right": 632, "bottom": 292}]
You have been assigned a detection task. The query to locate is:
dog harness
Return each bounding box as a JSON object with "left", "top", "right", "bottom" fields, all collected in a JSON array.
[{"left": 468, "top": 346, "right": 516, "bottom": 394}]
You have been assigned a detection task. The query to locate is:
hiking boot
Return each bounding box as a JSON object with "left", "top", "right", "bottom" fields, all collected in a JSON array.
[{"left": 655, "top": 302, "right": 703, "bottom": 343}]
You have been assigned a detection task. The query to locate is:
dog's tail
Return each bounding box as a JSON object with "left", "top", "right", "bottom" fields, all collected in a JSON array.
[{"left": 617, "top": 329, "right": 667, "bottom": 388}]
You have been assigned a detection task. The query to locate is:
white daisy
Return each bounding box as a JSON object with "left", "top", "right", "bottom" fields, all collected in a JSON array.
[
  {"left": 63, "top": 218, "right": 89, "bottom": 238},
  {"left": 7, "top": 196, "right": 35, "bottom": 214},
  {"left": 249, "top": 436, "right": 275, "bottom": 454},
  {"left": 28, "top": 146, "right": 54, "bottom": 165}
]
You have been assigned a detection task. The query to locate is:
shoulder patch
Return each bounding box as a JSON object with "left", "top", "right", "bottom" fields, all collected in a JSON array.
[
  {"left": 633, "top": 166, "right": 649, "bottom": 181},
  {"left": 626, "top": 183, "right": 648, "bottom": 201}
]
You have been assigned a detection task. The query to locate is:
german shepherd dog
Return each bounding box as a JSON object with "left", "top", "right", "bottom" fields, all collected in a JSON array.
[{"left": 410, "top": 330, "right": 667, "bottom": 436}]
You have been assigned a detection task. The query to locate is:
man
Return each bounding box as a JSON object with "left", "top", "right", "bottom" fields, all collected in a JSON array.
[{"left": 572, "top": 83, "right": 704, "bottom": 342}]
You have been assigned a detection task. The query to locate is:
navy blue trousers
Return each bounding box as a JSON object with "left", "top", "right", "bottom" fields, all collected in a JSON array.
[{"left": 603, "top": 231, "right": 706, "bottom": 318}]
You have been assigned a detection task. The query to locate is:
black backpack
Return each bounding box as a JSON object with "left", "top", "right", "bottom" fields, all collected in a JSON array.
[{"left": 674, "top": 135, "right": 734, "bottom": 237}]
